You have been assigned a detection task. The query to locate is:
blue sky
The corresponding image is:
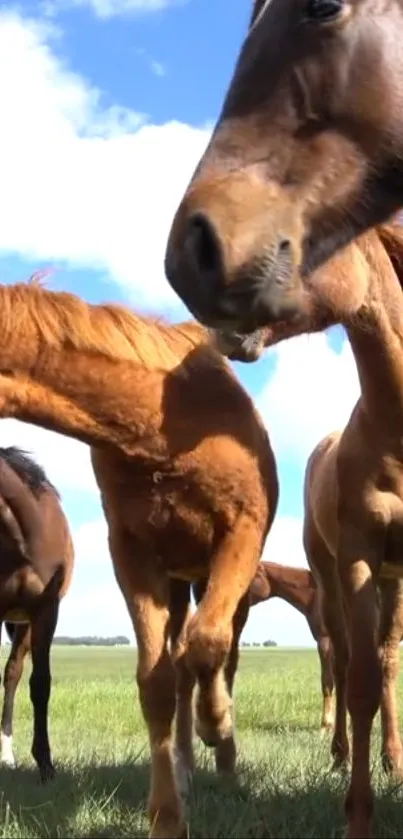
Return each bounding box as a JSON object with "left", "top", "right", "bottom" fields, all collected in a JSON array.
[{"left": 0, "top": 0, "right": 361, "bottom": 645}]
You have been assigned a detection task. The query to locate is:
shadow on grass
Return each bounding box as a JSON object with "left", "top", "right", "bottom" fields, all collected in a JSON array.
[{"left": 0, "top": 759, "right": 402, "bottom": 838}]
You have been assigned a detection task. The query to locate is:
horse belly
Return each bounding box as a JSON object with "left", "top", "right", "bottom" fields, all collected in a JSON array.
[
  {"left": 3, "top": 610, "right": 29, "bottom": 623},
  {"left": 117, "top": 485, "right": 216, "bottom": 581},
  {"left": 156, "top": 507, "right": 215, "bottom": 581}
]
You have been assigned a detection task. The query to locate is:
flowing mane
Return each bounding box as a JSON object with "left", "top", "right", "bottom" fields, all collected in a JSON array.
[
  {"left": 1, "top": 282, "right": 208, "bottom": 371},
  {"left": 0, "top": 446, "right": 58, "bottom": 498}
]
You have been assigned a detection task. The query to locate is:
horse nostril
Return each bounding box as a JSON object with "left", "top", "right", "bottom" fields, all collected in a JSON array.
[{"left": 184, "top": 212, "right": 224, "bottom": 277}]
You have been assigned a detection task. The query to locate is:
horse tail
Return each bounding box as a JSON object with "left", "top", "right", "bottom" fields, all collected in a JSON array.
[{"left": 0, "top": 458, "right": 43, "bottom": 561}]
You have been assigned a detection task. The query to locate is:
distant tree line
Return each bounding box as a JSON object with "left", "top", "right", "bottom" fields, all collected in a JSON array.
[
  {"left": 241, "top": 640, "right": 277, "bottom": 648},
  {"left": 53, "top": 635, "right": 130, "bottom": 647}
]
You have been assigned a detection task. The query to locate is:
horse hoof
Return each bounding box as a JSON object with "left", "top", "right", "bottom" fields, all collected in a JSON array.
[
  {"left": 177, "top": 767, "right": 192, "bottom": 806},
  {"left": 149, "top": 820, "right": 189, "bottom": 839},
  {"left": 39, "top": 763, "right": 56, "bottom": 783},
  {"left": 320, "top": 722, "right": 334, "bottom": 736},
  {"left": 331, "top": 757, "right": 349, "bottom": 775},
  {"left": 215, "top": 737, "right": 237, "bottom": 775},
  {"left": 0, "top": 756, "right": 16, "bottom": 769},
  {"left": 381, "top": 753, "right": 403, "bottom": 777},
  {"left": 0, "top": 734, "right": 16, "bottom": 768}
]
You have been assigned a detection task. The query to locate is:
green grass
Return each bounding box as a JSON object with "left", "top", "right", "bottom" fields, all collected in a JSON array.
[{"left": 1, "top": 646, "right": 402, "bottom": 838}]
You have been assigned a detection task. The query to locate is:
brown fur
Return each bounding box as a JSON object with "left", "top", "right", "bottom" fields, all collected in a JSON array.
[
  {"left": 220, "top": 222, "right": 403, "bottom": 838},
  {"left": 180, "top": 561, "right": 333, "bottom": 778},
  {"left": 0, "top": 446, "right": 73, "bottom": 781},
  {"left": 249, "top": 561, "right": 335, "bottom": 730},
  {"left": 0, "top": 281, "right": 278, "bottom": 838},
  {"left": 164, "top": 0, "right": 403, "bottom": 343}
]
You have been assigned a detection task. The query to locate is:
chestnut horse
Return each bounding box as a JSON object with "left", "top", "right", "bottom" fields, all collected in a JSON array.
[
  {"left": 0, "top": 280, "right": 277, "bottom": 838},
  {"left": 180, "top": 561, "right": 332, "bottom": 780},
  {"left": 248, "top": 561, "right": 334, "bottom": 731},
  {"left": 164, "top": 0, "right": 403, "bottom": 340},
  {"left": 0, "top": 446, "right": 73, "bottom": 781},
  {"left": 212, "top": 221, "right": 403, "bottom": 838},
  {"left": 304, "top": 433, "right": 403, "bottom": 763}
]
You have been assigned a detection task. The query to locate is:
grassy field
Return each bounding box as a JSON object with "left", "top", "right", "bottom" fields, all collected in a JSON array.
[{"left": 0, "top": 646, "right": 402, "bottom": 838}]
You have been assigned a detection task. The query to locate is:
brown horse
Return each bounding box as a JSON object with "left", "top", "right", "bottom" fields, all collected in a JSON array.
[
  {"left": 172, "top": 578, "right": 251, "bottom": 779},
  {"left": 304, "top": 432, "right": 403, "bottom": 760},
  {"left": 211, "top": 221, "right": 403, "bottom": 838},
  {"left": 164, "top": 0, "right": 403, "bottom": 341},
  {"left": 248, "top": 561, "right": 334, "bottom": 731},
  {"left": 179, "top": 561, "right": 332, "bottom": 780},
  {"left": 0, "top": 446, "right": 73, "bottom": 781},
  {"left": 0, "top": 279, "right": 277, "bottom": 838}
]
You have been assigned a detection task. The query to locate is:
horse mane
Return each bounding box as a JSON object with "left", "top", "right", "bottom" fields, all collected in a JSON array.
[
  {"left": 3, "top": 282, "right": 208, "bottom": 370},
  {"left": 0, "top": 446, "right": 59, "bottom": 498}
]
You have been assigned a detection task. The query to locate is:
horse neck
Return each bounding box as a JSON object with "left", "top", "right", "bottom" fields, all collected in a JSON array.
[
  {"left": 0, "top": 284, "right": 201, "bottom": 453},
  {"left": 345, "top": 239, "right": 403, "bottom": 427},
  {"left": 263, "top": 563, "right": 314, "bottom": 614}
]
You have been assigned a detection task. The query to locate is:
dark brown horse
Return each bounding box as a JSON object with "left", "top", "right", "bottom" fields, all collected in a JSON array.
[
  {"left": 164, "top": 0, "right": 403, "bottom": 341},
  {"left": 249, "top": 561, "right": 334, "bottom": 730},
  {"left": 0, "top": 446, "right": 73, "bottom": 781}
]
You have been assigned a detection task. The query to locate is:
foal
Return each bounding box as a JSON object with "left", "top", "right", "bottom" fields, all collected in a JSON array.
[
  {"left": 176, "top": 562, "right": 332, "bottom": 781},
  {"left": 0, "top": 446, "right": 73, "bottom": 781},
  {"left": 212, "top": 222, "right": 403, "bottom": 838},
  {"left": 249, "top": 562, "right": 334, "bottom": 731},
  {"left": 0, "top": 280, "right": 278, "bottom": 838},
  {"left": 172, "top": 579, "right": 251, "bottom": 778}
]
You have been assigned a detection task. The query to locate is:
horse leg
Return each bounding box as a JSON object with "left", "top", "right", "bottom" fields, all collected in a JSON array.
[
  {"left": 0, "top": 623, "right": 30, "bottom": 767},
  {"left": 317, "top": 633, "right": 335, "bottom": 732},
  {"left": 170, "top": 580, "right": 195, "bottom": 788},
  {"left": 193, "top": 579, "right": 247, "bottom": 774},
  {"left": 185, "top": 514, "right": 260, "bottom": 753},
  {"left": 378, "top": 578, "right": 403, "bottom": 775},
  {"left": 214, "top": 591, "right": 249, "bottom": 774},
  {"left": 338, "top": 533, "right": 382, "bottom": 839},
  {"left": 111, "top": 530, "right": 186, "bottom": 839},
  {"left": 30, "top": 603, "right": 59, "bottom": 782},
  {"left": 305, "top": 528, "right": 349, "bottom": 767}
]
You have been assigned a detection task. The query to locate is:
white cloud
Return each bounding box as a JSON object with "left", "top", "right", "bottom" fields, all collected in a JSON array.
[
  {"left": 0, "top": 419, "right": 98, "bottom": 496},
  {"left": 0, "top": 11, "right": 357, "bottom": 647},
  {"left": 57, "top": 517, "right": 134, "bottom": 638},
  {"left": 150, "top": 60, "right": 166, "bottom": 77},
  {"left": 58, "top": 515, "right": 312, "bottom": 644},
  {"left": 44, "top": 0, "right": 187, "bottom": 19},
  {"left": 134, "top": 47, "right": 167, "bottom": 78},
  {"left": 0, "top": 11, "right": 208, "bottom": 499},
  {"left": 242, "top": 515, "right": 315, "bottom": 646},
  {"left": 256, "top": 331, "right": 360, "bottom": 466},
  {"left": 0, "top": 10, "right": 209, "bottom": 312},
  {"left": 262, "top": 514, "right": 307, "bottom": 569},
  {"left": 241, "top": 330, "right": 360, "bottom": 646}
]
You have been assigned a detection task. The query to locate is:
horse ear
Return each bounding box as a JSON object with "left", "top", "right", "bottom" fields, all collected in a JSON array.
[{"left": 249, "top": 0, "right": 267, "bottom": 28}]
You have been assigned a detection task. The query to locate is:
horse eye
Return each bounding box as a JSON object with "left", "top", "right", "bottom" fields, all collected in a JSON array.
[{"left": 304, "top": 0, "right": 344, "bottom": 21}]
